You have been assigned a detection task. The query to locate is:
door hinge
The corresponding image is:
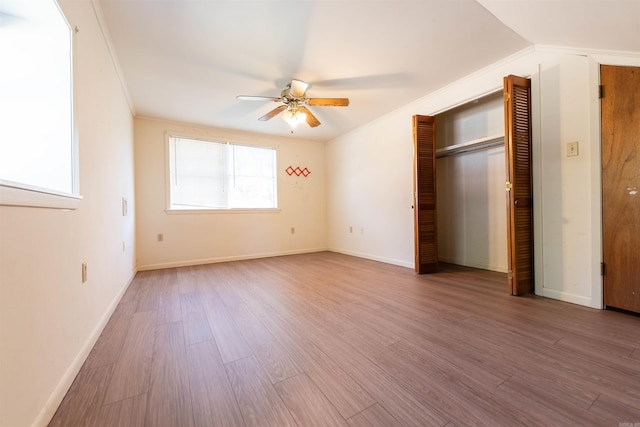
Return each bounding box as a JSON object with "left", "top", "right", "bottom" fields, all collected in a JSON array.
[
  {"left": 506, "top": 181, "right": 512, "bottom": 191},
  {"left": 598, "top": 85, "right": 604, "bottom": 99},
  {"left": 504, "top": 92, "right": 511, "bottom": 102},
  {"left": 601, "top": 262, "right": 606, "bottom": 276}
]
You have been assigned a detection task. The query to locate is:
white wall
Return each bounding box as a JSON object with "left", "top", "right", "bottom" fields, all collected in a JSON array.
[
  {"left": 134, "top": 117, "right": 327, "bottom": 270},
  {"left": 326, "top": 46, "right": 640, "bottom": 309},
  {"left": 0, "top": 1, "right": 136, "bottom": 426},
  {"left": 326, "top": 119, "right": 416, "bottom": 267}
]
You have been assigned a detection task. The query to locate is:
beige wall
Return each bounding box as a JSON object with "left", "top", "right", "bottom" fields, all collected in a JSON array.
[
  {"left": 134, "top": 117, "right": 327, "bottom": 270},
  {"left": 0, "top": 1, "right": 136, "bottom": 426}
]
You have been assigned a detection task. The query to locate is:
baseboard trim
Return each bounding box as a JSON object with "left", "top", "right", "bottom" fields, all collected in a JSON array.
[
  {"left": 328, "top": 248, "right": 413, "bottom": 269},
  {"left": 32, "top": 268, "right": 138, "bottom": 427},
  {"left": 136, "top": 247, "right": 329, "bottom": 271},
  {"left": 542, "top": 287, "right": 597, "bottom": 309}
]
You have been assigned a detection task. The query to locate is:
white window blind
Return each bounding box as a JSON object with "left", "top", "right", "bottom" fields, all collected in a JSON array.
[{"left": 169, "top": 137, "right": 277, "bottom": 210}]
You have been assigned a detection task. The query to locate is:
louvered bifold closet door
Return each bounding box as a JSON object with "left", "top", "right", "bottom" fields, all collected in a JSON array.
[
  {"left": 413, "top": 115, "right": 437, "bottom": 273},
  {"left": 504, "top": 75, "right": 533, "bottom": 295}
]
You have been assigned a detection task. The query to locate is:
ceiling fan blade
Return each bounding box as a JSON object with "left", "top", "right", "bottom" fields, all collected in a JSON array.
[
  {"left": 258, "top": 105, "right": 287, "bottom": 121},
  {"left": 290, "top": 79, "right": 309, "bottom": 97},
  {"left": 237, "top": 95, "right": 281, "bottom": 102},
  {"left": 298, "top": 106, "right": 320, "bottom": 127},
  {"left": 308, "top": 98, "right": 350, "bottom": 107}
]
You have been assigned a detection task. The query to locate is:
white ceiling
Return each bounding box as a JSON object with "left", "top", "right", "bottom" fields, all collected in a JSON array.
[{"left": 97, "top": 0, "right": 639, "bottom": 142}]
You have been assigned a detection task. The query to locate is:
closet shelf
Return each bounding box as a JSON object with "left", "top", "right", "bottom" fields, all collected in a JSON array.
[{"left": 436, "top": 134, "right": 504, "bottom": 158}]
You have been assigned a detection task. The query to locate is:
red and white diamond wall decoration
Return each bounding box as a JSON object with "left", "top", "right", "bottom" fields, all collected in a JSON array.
[{"left": 285, "top": 166, "right": 311, "bottom": 177}]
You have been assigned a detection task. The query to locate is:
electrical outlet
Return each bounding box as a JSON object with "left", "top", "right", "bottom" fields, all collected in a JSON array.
[
  {"left": 567, "top": 141, "right": 579, "bottom": 157},
  {"left": 82, "top": 262, "right": 87, "bottom": 283},
  {"left": 157, "top": 233, "right": 164, "bottom": 242}
]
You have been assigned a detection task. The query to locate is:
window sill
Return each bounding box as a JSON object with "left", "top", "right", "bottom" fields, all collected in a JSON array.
[
  {"left": 0, "top": 181, "right": 82, "bottom": 210},
  {"left": 165, "top": 207, "right": 281, "bottom": 215}
]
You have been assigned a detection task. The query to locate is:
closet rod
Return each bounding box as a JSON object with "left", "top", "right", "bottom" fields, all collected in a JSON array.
[{"left": 436, "top": 135, "right": 504, "bottom": 159}]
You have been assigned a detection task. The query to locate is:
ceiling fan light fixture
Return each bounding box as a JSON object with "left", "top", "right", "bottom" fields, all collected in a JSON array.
[
  {"left": 281, "top": 108, "right": 307, "bottom": 129},
  {"left": 238, "top": 79, "right": 347, "bottom": 130}
]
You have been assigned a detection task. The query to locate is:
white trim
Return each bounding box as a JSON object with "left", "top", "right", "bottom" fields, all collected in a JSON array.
[
  {"left": 535, "top": 44, "right": 640, "bottom": 60},
  {"left": 136, "top": 248, "right": 328, "bottom": 271},
  {"left": 165, "top": 208, "right": 281, "bottom": 215},
  {"left": 542, "top": 288, "right": 597, "bottom": 309},
  {"left": 588, "top": 56, "right": 604, "bottom": 310},
  {"left": 530, "top": 66, "right": 544, "bottom": 298},
  {"left": 328, "top": 248, "right": 413, "bottom": 269},
  {"left": 0, "top": 181, "right": 82, "bottom": 210},
  {"left": 435, "top": 135, "right": 504, "bottom": 158},
  {"left": 89, "top": 0, "right": 135, "bottom": 115},
  {"left": 32, "top": 269, "right": 138, "bottom": 427}
]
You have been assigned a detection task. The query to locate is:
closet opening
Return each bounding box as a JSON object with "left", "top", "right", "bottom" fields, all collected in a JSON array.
[{"left": 434, "top": 91, "right": 508, "bottom": 274}]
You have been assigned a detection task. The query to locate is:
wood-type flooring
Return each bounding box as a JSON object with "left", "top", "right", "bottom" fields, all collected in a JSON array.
[{"left": 49, "top": 252, "right": 640, "bottom": 426}]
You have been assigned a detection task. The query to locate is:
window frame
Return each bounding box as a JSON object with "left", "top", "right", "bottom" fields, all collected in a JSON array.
[
  {"left": 164, "top": 132, "right": 280, "bottom": 214},
  {"left": 0, "top": 0, "right": 80, "bottom": 210}
]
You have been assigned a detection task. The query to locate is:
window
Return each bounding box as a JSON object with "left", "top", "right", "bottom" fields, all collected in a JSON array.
[
  {"left": 168, "top": 136, "right": 277, "bottom": 210},
  {"left": 0, "top": 0, "right": 77, "bottom": 208}
]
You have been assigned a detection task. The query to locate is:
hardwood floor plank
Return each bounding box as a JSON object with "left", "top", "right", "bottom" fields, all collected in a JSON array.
[
  {"left": 103, "top": 310, "right": 157, "bottom": 404},
  {"left": 589, "top": 392, "right": 640, "bottom": 423},
  {"left": 392, "top": 337, "right": 509, "bottom": 388},
  {"left": 211, "top": 276, "right": 305, "bottom": 383},
  {"left": 83, "top": 299, "right": 138, "bottom": 369},
  {"left": 278, "top": 311, "right": 450, "bottom": 426},
  {"left": 225, "top": 356, "right": 297, "bottom": 427},
  {"left": 339, "top": 327, "right": 533, "bottom": 426},
  {"left": 200, "top": 291, "right": 253, "bottom": 364},
  {"left": 257, "top": 310, "right": 376, "bottom": 419},
  {"left": 346, "top": 404, "right": 402, "bottom": 427},
  {"left": 495, "top": 374, "right": 610, "bottom": 426},
  {"left": 135, "top": 270, "right": 164, "bottom": 313},
  {"left": 235, "top": 313, "right": 303, "bottom": 384},
  {"left": 145, "top": 321, "right": 194, "bottom": 427},
  {"left": 176, "top": 266, "right": 200, "bottom": 295},
  {"left": 48, "top": 365, "right": 112, "bottom": 427},
  {"left": 554, "top": 333, "right": 637, "bottom": 364},
  {"left": 274, "top": 373, "right": 348, "bottom": 427},
  {"left": 457, "top": 311, "right": 640, "bottom": 409},
  {"left": 50, "top": 253, "right": 640, "bottom": 427},
  {"left": 157, "top": 278, "right": 182, "bottom": 325},
  {"left": 180, "top": 291, "right": 213, "bottom": 345},
  {"left": 97, "top": 393, "right": 147, "bottom": 427},
  {"left": 186, "top": 339, "right": 244, "bottom": 427}
]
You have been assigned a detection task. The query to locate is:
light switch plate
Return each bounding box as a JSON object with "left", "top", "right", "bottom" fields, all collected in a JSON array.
[{"left": 567, "top": 141, "right": 579, "bottom": 157}]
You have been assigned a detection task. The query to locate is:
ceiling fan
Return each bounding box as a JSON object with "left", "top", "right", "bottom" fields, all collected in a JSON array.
[{"left": 237, "top": 79, "right": 349, "bottom": 130}]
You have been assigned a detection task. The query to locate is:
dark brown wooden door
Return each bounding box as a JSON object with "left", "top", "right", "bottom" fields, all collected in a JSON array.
[
  {"left": 413, "top": 115, "right": 437, "bottom": 273},
  {"left": 503, "top": 75, "right": 533, "bottom": 295},
  {"left": 602, "top": 65, "right": 640, "bottom": 313}
]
